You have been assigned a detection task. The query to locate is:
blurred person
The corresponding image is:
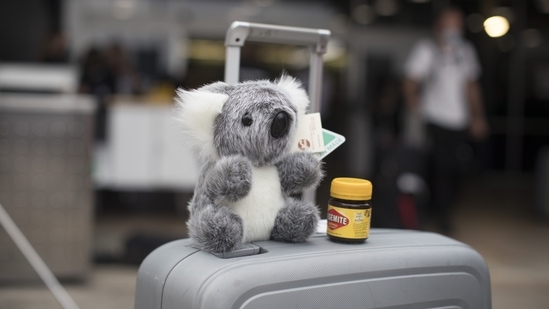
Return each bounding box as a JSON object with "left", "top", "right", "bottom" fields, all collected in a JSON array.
[
  {"left": 105, "top": 43, "right": 143, "bottom": 95},
  {"left": 403, "top": 7, "right": 488, "bottom": 232},
  {"left": 79, "top": 47, "right": 115, "bottom": 141},
  {"left": 79, "top": 47, "right": 115, "bottom": 95}
]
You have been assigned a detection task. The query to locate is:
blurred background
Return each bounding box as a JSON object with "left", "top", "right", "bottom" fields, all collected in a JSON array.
[{"left": 0, "top": 0, "right": 548, "bottom": 308}]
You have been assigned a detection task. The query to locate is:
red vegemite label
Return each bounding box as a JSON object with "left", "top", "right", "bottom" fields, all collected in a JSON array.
[{"left": 327, "top": 208, "right": 349, "bottom": 230}]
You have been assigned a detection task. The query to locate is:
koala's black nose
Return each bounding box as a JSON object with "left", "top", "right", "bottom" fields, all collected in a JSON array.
[{"left": 270, "top": 111, "right": 290, "bottom": 139}]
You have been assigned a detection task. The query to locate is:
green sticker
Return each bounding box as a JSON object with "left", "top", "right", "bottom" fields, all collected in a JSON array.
[
  {"left": 315, "top": 129, "right": 346, "bottom": 160},
  {"left": 322, "top": 131, "right": 336, "bottom": 145}
]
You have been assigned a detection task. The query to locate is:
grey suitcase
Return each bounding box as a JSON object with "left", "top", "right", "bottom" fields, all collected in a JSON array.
[
  {"left": 135, "top": 229, "right": 491, "bottom": 308},
  {"left": 135, "top": 22, "right": 491, "bottom": 308}
]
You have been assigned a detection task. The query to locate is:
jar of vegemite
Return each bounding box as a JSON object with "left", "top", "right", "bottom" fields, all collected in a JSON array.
[{"left": 327, "top": 178, "right": 372, "bottom": 244}]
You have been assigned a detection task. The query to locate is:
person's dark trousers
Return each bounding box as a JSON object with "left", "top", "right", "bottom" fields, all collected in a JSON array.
[{"left": 426, "top": 123, "right": 468, "bottom": 232}]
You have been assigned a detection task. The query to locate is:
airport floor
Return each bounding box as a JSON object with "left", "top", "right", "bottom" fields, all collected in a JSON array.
[{"left": 0, "top": 173, "right": 548, "bottom": 309}]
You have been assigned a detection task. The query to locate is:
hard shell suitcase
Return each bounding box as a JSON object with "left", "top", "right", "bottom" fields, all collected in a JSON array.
[
  {"left": 135, "top": 229, "right": 491, "bottom": 308},
  {"left": 134, "top": 22, "right": 491, "bottom": 308}
]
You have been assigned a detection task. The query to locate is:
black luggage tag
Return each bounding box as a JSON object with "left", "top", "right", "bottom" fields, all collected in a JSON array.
[{"left": 211, "top": 243, "right": 262, "bottom": 259}]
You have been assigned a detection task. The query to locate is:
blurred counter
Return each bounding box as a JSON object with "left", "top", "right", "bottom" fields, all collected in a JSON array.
[{"left": 93, "top": 98, "right": 199, "bottom": 191}]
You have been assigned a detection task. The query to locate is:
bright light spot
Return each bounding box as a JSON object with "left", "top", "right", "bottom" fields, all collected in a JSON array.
[{"left": 484, "top": 16, "right": 510, "bottom": 38}]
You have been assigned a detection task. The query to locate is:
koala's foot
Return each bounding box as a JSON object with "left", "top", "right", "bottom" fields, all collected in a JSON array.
[
  {"left": 187, "top": 205, "right": 243, "bottom": 253},
  {"left": 206, "top": 155, "right": 252, "bottom": 202},
  {"left": 277, "top": 152, "right": 323, "bottom": 194},
  {"left": 271, "top": 198, "right": 320, "bottom": 243}
]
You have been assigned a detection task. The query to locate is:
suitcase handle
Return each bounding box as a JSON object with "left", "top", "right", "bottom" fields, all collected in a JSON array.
[{"left": 224, "top": 21, "right": 330, "bottom": 114}]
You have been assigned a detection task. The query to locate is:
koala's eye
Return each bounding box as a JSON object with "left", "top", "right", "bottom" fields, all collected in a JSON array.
[{"left": 241, "top": 113, "right": 253, "bottom": 126}]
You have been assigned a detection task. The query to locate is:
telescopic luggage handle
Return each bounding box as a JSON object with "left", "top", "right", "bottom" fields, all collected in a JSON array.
[{"left": 224, "top": 21, "right": 331, "bottom": 114}]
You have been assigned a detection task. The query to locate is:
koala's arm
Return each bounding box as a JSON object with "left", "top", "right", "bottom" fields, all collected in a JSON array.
[
  {"left": 204, "top": 155, "right": 253, "bottom": 203},
  {"left": 276, "top": 152, "right": 323, "bottom": 195}
]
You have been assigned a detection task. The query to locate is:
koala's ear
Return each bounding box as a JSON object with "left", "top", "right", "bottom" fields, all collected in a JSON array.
[
  {"left": 276, "top": 75, "right": 310, "bottom": 115},
  {"left": 197, "top": 81, "right": 233, "bottom": 95},
  {"left": 175, "top": 87, "right": 228, "bottom": 162}
]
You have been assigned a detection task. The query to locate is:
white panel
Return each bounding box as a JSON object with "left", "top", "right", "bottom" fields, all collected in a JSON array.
[
  {"left": 109, "top": 105, "right": 154, "bottom": 188},
  {"left": 157, "top": 108, "right": 199, "bottom": 189},
  {"left": 95, "top": 104, "right": 199, "bottom": 190},
  {"left": 0, "top": 64, "right": 78, "bottom": 93}
]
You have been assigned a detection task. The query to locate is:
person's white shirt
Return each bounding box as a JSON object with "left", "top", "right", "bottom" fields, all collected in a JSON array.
[{"left": 404, "top": 39, "right": 481, "bottom": 130}]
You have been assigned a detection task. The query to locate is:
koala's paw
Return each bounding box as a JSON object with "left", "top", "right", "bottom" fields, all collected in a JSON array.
[
  {"left": 206, "top": 155, "right": 252, "bottom": 202},
  {"left": 187, "top": 205, "right": 244, "bottom": 253},
  {"left": 277, "top": 152, "right": 323, "bottom": 194},
  {"left": 271, "top": 198, "right": 320, "bottom": 243}
]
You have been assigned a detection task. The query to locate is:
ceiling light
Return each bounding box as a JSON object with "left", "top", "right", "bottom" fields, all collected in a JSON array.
[{"left": 484, "top": 16, "right": 510, "bottom": 38}]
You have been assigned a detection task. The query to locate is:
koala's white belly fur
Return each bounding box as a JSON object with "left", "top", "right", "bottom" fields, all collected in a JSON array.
[{"left": 229, "top": 166, "right": 284, "bottom": 242}]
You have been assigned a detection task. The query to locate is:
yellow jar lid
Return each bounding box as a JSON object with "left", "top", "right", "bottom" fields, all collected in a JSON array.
[{"left": 330, "top": 177, "right": 372, "bottom": 201}]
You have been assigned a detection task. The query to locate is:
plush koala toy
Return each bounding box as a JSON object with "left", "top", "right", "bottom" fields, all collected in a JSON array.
[{"left": 176, "top": 75, "right": 323, "bottom": 253}]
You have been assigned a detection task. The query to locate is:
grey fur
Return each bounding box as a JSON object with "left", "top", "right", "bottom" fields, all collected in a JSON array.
[
  {"left": 187, "top": 204, "right": 244, "bottom": 253},
  {"left": 204, "top": 155, "right": 252, "bottom": 203},
  {"left": 199, "top": 81, "right": 234, "bottom": 95},
  {"left": 180, "top": 76, "right": 323, "bottom": 253},
  {"left": 270, "top": 198, "right": 320, "bottom": 243},
  {"left": 213, "top": 80, "right": 297, "bottom": 167},
  {"left": 276, "top": 152, "right": 324, "bottom": 195}
]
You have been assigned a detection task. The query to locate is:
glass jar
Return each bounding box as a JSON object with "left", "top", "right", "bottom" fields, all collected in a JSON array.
[{"left": 327, "top": 177, "right": 372, "bottom": 244}]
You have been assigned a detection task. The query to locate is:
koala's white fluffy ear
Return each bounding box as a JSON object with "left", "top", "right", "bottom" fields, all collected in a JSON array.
[
  {"left": 175, "top": 88, "right": 228, "bottom": 162},
  {"left": 276, "top": 75, "right": 310, "bottom": 115}
]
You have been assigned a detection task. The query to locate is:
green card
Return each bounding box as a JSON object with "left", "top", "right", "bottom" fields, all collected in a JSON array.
[{"left": 314, "top": 129, "right": 346, "bottom": 160}]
